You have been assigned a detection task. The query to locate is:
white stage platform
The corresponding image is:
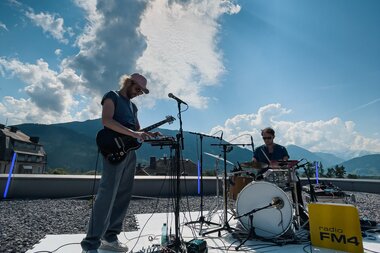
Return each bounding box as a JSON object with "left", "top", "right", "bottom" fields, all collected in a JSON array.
[{"left": 28, "top": 211, "right": 379, "bottom": 253}]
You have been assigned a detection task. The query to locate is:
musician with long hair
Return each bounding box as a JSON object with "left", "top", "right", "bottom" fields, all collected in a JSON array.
[{"left": 81, "top": 73, "right": 157, "bottom": 253}]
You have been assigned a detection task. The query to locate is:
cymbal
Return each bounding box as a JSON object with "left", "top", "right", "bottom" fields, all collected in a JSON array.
[
  {"left": 272, "top": 160, "right": 299, "bottom": 168},
  {"left": 204, "top": 152, "right": 234, "bottom": 165},
  {"left": 240, "top": 161, "right": 268, "bottom": 169}
]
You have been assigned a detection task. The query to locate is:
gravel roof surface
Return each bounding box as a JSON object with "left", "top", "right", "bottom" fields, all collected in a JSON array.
[{"left": 0, "top": 192, "right": 379, "bottom": 253}]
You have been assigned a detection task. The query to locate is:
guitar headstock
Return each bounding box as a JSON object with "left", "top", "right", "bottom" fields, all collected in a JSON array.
[{"left": 166, "top": 115, "right": 176, "bottom": 125}]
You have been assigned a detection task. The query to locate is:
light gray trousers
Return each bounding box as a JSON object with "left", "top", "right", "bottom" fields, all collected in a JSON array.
[{"left": 81, "top": 151, "right": 136, "bottom": 250}]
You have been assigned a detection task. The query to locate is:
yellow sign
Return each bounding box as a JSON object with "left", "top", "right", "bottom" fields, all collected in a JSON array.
[{"left": 308, "top": 203, "right": 363, "bottom": 253}]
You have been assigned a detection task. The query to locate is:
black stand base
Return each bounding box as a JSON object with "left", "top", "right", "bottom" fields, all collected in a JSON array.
[
  {"left": 185, "top": 216, "right": 220, "bottom": 235},
  {"left": 202, "top": 221, "right": 238, "bottom": 237},
  {"left": 235, "top": 214, "right": 256, "bottom": 250}
]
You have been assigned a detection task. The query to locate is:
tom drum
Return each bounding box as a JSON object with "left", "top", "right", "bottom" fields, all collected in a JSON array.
[{"left": 229, "top": 175, "right": 254, "bottom": 200}]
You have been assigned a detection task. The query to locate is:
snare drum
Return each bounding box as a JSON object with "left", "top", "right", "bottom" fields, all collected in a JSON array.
[
  {"left": 264, "top": 169, "right": 289, "bottom": 190},
  {"left": 236, "top": 181, "right": 293, "bottom": 239}
]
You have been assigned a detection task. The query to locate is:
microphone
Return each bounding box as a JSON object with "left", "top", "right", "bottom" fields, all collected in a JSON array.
[
  {"left": 168, "top": 93, "right": 188, "bottom": 105},
  {"left": 250, "top": 135, "right": 254, "bottom": 156},
  {"left": 272, "top": 197, "right": 284, "bottom": 209}
]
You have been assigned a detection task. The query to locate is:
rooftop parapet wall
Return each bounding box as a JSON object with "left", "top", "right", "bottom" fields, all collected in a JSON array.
[
  {"left": 0, "top": 174, "right": 379, "bottom": 199},
  {"left": 0, "top": 175, "right": 220, "bottom": 199}
]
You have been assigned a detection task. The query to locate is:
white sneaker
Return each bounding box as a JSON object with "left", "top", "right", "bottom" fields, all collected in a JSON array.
[{"left": 99, "top": 239, "right": 128, "bottom": 252}]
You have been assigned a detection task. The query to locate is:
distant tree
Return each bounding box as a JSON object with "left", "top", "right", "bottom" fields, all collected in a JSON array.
[
  {"left": 203, "top": 170, "right": 216, "bottom": 176},
  {"left": 326, "top": 168, "right": 336, "bottom": 178},
  {"left": 301, "top": 162, "right": 314, "bottom": 178},
  {"left": 335, "top": 165, "right": 346, "bottom": 178},
  {"left": 347, "top": 173, "right": 358, "bottom": 179},
  {"left": 318, "top": 162, "right": 325, "bottom": 177}
]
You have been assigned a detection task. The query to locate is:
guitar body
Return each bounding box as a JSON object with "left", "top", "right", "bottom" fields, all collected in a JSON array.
[
  {"left": 96, "top": 115, "right": 175, "bottom": 164},
  {"left": 96, "top": 128, "right": 142, "bottom": 164}
]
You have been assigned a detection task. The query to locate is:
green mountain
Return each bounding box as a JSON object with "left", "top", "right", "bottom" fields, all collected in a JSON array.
[
  {"left": 314, "top": 152, "right": 345, "bottom": 167},
  {"left": 286, "top": 145, "right": 343, "bottom": 168},
  {"left": 13, "top": 119, "right": 380, "bottom": 176},
  {"left": 287, "top": 145, "right": 322, "bottom": 163},
  {"left": 15, "top": 119, "right": 253, "bottom": 172},
  {"left": 340, "top": 154, "right": 380, "bottom": 176},
  {"left": 15, "top": 123, "right": 99, "bottom": 172}
]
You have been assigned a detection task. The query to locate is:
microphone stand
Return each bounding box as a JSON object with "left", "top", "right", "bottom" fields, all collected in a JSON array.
[
  {"left": 177, "top": 99, "right": 184, "bottom": 151},
  {"left": 234, "top": 202, "right": 273, "bottom": 250},
  {"left": 173, "top": 101, "right": 184, "bottom": 252},
  {"left": 185, "top": 132, "right": 220, "bottom": 234},
  {"left": 202, "top": 142, "right": 249, "bottom": 237}
]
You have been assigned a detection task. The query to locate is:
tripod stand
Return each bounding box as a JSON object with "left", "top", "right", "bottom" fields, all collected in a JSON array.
[
  {"left": 234, "top": 202, "right": 273, "bottom": 250},
  {"left": 185, "top": 132, "right": 220, "bottom": 234},
  {"left": 202, "top": 143, "right": 247, "bottom": 237}
]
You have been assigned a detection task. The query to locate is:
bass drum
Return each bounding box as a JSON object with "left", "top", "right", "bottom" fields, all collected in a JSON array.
[{"left": 236, "top": 181, "right": 293, "bottom": 239}]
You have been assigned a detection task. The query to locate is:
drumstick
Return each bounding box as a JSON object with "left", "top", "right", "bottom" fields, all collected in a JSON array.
[{"left": 260, "top": 148, "right": 271, "bottom": 164}]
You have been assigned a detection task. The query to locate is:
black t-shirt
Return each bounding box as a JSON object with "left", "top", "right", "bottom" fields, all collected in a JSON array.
[{"left": 253, "top": 144, "right": 289, "bottom": 163}]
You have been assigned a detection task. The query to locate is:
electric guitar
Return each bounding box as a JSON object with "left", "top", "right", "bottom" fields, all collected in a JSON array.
[{"left": 96, "top": 115, "right": 176, "bottom": 164}]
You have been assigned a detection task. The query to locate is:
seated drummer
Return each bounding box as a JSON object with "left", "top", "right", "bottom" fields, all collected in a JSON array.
[
  {"left": 253, "top": 127, "right": 309, "bottom": 226},
  {"left": 253, "top": 127, "right": 289, "bottom": 180}
]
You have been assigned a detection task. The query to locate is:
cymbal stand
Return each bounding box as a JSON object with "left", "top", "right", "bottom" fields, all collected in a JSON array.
[
  {"left": 234, "top": 203, "right": 273, "bottom": 250},
  {"left": 202, "top": 143, "right": 249, "bottom": 237},
  {"left": 289, "top": 165, "right": 301, "bottom": 228},
  {"left": 185, "top": 132, "right": 221, "bottom": 234}
]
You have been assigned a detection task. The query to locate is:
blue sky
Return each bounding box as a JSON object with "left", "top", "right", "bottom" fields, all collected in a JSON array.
[{"left": 0, "top": 0, "right": 379, "bottom": 159}]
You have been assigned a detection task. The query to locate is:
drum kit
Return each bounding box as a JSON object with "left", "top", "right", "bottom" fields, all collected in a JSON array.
[{"left": 201, "top": 153, "right": 308, "bottom": 247}]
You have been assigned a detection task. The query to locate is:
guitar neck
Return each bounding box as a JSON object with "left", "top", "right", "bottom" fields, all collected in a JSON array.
[{"left": 141, "top": 119, "right": 170, "bottom": 132}]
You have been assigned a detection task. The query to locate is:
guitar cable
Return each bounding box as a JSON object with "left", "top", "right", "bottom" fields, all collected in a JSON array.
[{"left": 33, "top": 150, "right": 101, "bottom": 253}]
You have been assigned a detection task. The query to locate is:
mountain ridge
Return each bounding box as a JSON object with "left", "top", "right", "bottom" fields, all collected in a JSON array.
[{"left": 12, "top": 119, "right": 380, "bottom": 176}]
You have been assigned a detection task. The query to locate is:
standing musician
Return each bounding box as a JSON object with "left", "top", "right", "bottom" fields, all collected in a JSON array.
[
  {"left": 81, "top": 73, "right": 159, "bottom": 253},
  {"left": 253, "top": 127, "right": 308, "bottom": 226}
]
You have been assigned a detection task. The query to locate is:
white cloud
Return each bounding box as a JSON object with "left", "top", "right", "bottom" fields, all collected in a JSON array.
[
  {"left": 54, "top": 49, "right": 62, "bottom": 56},
  {"left": 210, "top": 103, "right": 380, "bottom": 157},
  {"left": 137, "top": 0, "right": 241, "bottom": 108},
  {"left": 25, "top": 10, "right": 70, "bottom": 44},
  {"left": 0, "top": 96, "right": 72, "bottom": 125},
  {"left": 68, "top": 0, "right": 148, "bottom": 96},
  {"left": 0, "top": 0, "right": 240, "bottom": 124},
  {"left": 0, "top": 22, "right": 8, "bottom": 31},
  {"left": 0, "top": 57, "right": 100, "bottom": 124},
  {"left": 67, "top": 0, "right": 240, "bottom": 109},
  {"left": 73, "top": 0, "right": 100, "bottom": 26}
]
